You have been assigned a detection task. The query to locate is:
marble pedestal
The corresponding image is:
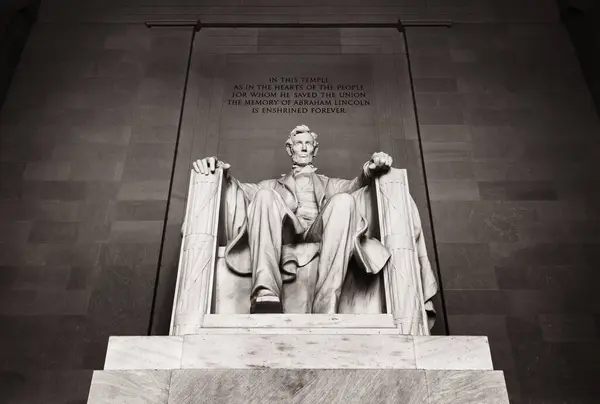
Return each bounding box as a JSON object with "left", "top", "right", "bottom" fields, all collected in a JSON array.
[{"left": 86, "top": 314, "right": 509, "bottom": 404}]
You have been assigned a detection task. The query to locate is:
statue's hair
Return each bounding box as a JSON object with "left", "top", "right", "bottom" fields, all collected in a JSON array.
[{"left": 285, "top": 125, "right": 319, "bottom": 148}]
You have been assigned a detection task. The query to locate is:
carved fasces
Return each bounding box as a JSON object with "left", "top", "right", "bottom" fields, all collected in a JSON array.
[
  {"left": 375, "top": 168, "right": 431, "bottom": 335},
  {"left": 170, "top": 169, "right": 223, "bottom": 335}
]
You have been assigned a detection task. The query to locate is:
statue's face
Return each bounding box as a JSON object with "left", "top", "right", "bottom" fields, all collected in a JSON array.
[{"left": 288, "top": 132, "right": 317, "bottom": 166}]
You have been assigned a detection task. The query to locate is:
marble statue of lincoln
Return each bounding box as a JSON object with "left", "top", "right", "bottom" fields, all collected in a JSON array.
[{"left": 193, "top": 125, "right": 393, "bottom": 314}]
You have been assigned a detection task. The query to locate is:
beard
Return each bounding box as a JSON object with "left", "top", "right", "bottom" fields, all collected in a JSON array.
[{"left": 292, "top": 153, "right": 314, "bottom": 166}]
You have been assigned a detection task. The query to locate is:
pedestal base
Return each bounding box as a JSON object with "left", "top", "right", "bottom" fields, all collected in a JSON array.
[
  {"left": 87, "top": 315, "right": 508, "bottom": 403},
  {"left": 87, "top": 368, "right": 509, "bottom": 404}
]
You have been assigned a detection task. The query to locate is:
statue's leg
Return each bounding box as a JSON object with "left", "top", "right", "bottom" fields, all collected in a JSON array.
[
  {"left": 306, "top": 193, "right": 357, "bottom": 314},
  {"left": 247, "top": 188, "right": 292, "bottom": 312}
]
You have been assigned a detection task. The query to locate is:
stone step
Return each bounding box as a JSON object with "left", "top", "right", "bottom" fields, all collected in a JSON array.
[
  {"left": 201, "top": 313, "right": 397, "bottom": 328},
  {"left": 87, "top": 368, "right": 510, "bottom": 404},
  {"left": 104, "top": 334, "right": 494, "bottom": 371},
  {"left": 179, "top": 327, "right": 402, "bottom": 334}
]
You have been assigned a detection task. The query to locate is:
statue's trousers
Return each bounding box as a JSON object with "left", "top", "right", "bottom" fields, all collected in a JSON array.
[{"left": 247, "top": 189, "right": 359, "bottom": 313}]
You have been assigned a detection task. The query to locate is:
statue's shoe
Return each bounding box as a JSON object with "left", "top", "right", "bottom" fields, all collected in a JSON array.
[{"left": 250, "top": 293, "right": 283, "bottom": 314}]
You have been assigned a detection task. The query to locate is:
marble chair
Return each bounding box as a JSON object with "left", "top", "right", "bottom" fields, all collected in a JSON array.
[{"left": 170, "top": 167, "right": 436, "bottom": 335}]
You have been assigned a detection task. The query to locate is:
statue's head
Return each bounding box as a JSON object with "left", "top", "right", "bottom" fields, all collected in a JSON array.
[{"left": 285, "top": 125, "right": 319, "bottom": 166}]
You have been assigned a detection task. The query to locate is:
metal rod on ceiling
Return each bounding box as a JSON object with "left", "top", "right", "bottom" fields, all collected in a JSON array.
[
  {"left": 145, "top": 20, "right": 201, "bottom": 31},
  {"left": 145, "top": 19, "right": 452, "bottom": 31}
]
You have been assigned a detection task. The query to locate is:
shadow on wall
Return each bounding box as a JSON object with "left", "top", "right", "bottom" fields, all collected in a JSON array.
[
  {"left": 0, "top": 0, "right": 40, "bottom": 110},
  {"left": 558, "top": 0, "right": 600, "bottom": 118}
]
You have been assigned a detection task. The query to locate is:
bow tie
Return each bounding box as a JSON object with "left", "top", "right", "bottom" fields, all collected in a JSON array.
[{"left": 292, "top": 164, "right": 317, "bottom": 176}]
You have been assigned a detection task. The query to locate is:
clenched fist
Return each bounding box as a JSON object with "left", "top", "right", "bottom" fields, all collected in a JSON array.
[
  {"left": 366, "top": 152, "right": 393, "bottom": 176},
  {"left": 192, "top": 157, "right": 231, "bottom": 175}
]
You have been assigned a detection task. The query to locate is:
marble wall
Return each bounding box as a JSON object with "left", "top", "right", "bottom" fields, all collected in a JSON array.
[
  {"left": 0, "top": 23, "right": 191, "bottom": 403},
  {"left": 1, "top": 1, "right": 599, "bottom": 404},
  {"left": 408, "top": 24, "right": 600, "bottom": 403}
]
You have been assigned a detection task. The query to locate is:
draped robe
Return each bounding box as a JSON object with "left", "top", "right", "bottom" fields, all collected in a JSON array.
[{"left": 222, "top": 167, "right": 390, "bottom": 281}]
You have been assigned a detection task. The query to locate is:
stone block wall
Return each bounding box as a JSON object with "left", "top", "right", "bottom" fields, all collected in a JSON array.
[
  {"left": 408, "top": 23, "right": 600, "bottom": 403},
  {"left": 1, "top": 1, "right": 599, "bottom": 403},
  {"left": 0, "top": 23, "right": 191, "bottom": 402}
]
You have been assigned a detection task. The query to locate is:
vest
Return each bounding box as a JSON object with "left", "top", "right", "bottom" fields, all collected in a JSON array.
[{"left": 294, "top": 169, "right": 319, "bottom": 229}]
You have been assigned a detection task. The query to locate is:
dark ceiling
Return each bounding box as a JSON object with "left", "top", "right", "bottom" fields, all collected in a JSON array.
[{"left": 1, "top": 0, "right": 599, "bottom": 116}]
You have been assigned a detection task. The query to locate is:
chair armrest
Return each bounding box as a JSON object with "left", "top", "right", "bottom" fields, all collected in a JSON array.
[
  {"left": 375, "top": 168, "right": 431, "bottom": 335},
  {"left": 170, "top": 168, "right": 224, "bottom": 335}
]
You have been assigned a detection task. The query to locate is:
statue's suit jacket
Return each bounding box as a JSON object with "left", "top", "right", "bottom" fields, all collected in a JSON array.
[{"left": 221, "top": 167, "right": 391, "bottom": 281}]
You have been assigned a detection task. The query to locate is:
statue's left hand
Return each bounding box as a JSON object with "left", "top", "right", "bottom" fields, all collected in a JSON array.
[
  {"left": 367, "top": 152, "right": 393, "bottom": 176},
  {"left": 192, "top": 157, "right": 230, "bottom": 175}
]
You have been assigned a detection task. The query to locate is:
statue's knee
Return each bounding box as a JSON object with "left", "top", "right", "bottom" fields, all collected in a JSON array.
[
  {"left": 253, "top": 188, "right": 277, "bottom": 204},
  {"left": 328, "top": 193, "right": 355, "bottom": 210}
]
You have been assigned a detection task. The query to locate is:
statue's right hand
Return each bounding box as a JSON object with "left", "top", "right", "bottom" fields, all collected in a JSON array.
[{"left": 192, "top": 157, "right": 230, "bottom": 175}]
